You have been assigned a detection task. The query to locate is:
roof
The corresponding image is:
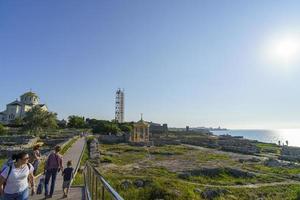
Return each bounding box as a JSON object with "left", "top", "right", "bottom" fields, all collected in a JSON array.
[
  {"left": 21, "top": 91, "right": 38, "bottom": 98},
  {"left": 8, "top": 100, "right": 22, "bottom": 106},
  {"left": 135, "top": 119, "right": 149, "bottom": 126}
]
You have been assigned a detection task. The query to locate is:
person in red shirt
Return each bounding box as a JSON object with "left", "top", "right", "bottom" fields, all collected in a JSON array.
[{"left": 44, "top": 146, "right": 63, "bottom": 199}]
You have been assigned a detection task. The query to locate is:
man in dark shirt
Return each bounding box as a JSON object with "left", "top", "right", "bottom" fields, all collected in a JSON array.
[
  {"left": 62, "top": 160, "right": 74, "bottom": 198},
  {"left": 44, "top": 146, "right": 63, "bottom": 198}
]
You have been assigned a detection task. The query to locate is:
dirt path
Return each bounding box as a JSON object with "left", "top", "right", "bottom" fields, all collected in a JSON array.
[{"left": 182, "top": 144, "right": 267, "bottom": 160}]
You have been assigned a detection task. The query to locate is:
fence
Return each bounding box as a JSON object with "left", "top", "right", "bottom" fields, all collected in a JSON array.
[{"left": 83, "top": 161, "right": 124, "bottom": 200}]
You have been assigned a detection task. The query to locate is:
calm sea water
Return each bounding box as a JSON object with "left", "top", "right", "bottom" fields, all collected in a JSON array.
[{"left": 212, "top": 129, "right": 300, "bottom": 147}]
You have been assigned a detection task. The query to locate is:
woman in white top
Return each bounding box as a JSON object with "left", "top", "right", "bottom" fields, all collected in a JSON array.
[{"left": 0, "top": 152, "right": 35, "bottom": 200}]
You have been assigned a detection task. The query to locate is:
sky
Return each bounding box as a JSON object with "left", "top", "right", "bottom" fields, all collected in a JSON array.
[{"left": 1, "top": 0, "right": 300, "bottom": 129}]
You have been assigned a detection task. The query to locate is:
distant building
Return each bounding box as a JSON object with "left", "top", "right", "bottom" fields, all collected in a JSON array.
[
  {"left": 115, "top": 89, "right": 124, "bottom": 123},
  {"left": 0, "top": 91, "right": 48, "bottom": 124},
  {"left": 148, "top": 122, "right": 168, "bottom": 134},
  {"left": 186, "top": 126, "right": 189, "bottom": 132},
  {"left": 130, "top": 115, "right": 150, "bottom": 143}
]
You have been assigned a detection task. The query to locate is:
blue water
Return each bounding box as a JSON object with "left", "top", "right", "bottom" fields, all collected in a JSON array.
[{"left": 212, "top": 129, "right": 300, "bottom": 147}]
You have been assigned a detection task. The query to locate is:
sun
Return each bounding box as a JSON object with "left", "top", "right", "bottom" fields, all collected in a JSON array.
[{"left": 264, "top": 33, "right": 300, "bottom": 67}]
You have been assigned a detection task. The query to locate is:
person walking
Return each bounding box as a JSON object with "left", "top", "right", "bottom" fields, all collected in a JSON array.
[
  {"left": 0, "top": 152, "right": 35, "bottom": 200},
  {"left": 62, "top": 161, "right": 74, "bottom": 198},
  {"left": 44, "top": 146, "right": 63, "bottom": 199}
]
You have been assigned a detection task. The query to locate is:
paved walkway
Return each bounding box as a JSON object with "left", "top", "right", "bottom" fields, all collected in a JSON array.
[{"left": 32, "top": 137, "right": 86, "bottom": 200}]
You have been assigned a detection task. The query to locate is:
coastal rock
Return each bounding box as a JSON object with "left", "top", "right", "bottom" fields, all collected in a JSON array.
[
  {"left": 134, "top": 179, "right": 145, "bottom": 187},
  {"left": 178, "top": 172, "right": 192, "bottom": 179},
  {"left": 280, "top": 146, "right": 300, "bottom": 162},
  {"left": 191, "top": 167, "right": 223, "bottom": 177},
  {"left": 239, "top": 157, "right": 261, "bottom": 163},
  {"left": 264, "top": 158, "right": 298, "bottom": 168},
  {"left": 121, "top": 180, "right": 131, "bottom": 189},
  {"left": 201, "top": 188, "right": 229, "bottom": 200},
  {"left": 225, "top": 168, "right": 255, "bottom": 178},
  {"left": 264, "top": 158, "right": 282, "bottom": 167},
  {"left": 194, "top": 188, "right": 202, "bottom": 193}
]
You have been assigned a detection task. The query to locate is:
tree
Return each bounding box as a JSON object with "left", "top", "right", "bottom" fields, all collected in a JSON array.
[
  {"left": 106, "top": 123, "right": 121, "bottom": 134},
  {"left": 68, "top": 115, "right": 86, "bottom": 128},
  {"left": 119, "top": 123, "right": 133, "bottom": 133},
  {"left": 57, "top": 119, "right": 67, "bottom": 129},
  {"left": 90, "top": 120, "right": 110, "bottom": 133},
  {"left": 0, "top": 123, "right": 7, "bottom": 135},
  {"left": 23, "top": 106, "right": 58, "bottom": 135},
  {"left": 11, "top": 117, "right": 24, "bottom": 126}
]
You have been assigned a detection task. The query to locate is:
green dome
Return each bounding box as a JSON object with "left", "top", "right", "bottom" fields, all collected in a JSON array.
[{"left": 21, "top": 91, "right": 38, "bottom": 98}]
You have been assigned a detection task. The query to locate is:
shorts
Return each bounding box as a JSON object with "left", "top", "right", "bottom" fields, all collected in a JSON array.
[{"left": 62, "top": 181, "right": 71, "bottom": 189}]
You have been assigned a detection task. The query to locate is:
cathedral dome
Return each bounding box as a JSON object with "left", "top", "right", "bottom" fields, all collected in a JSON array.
[
  {"left": 20, "top": 91, "right": 39, "bottom": 105},
  {"left": 21, "top": 91, "right": 38, "bottom": 98}
]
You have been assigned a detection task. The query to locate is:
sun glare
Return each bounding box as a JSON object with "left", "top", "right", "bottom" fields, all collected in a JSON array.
[{"left": 264, "top": 33, "right": 300, "bottom": 68}]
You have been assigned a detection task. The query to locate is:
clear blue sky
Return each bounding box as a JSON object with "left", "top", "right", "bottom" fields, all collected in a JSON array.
[{"left": 1, "top": 0, "right": 300, "bottom": 129}]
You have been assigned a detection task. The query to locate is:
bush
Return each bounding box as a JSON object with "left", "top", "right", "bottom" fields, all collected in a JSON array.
[
  {"left": 0, "top": 124, "right": 7, "bottom": 135},
  {"left": 296, "top": 191, "right": 300, "bottom": 200}
]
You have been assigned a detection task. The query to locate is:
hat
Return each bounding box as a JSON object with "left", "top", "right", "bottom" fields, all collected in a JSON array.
[{"left": 35, "top": 142, "right": 44, "bottom": 147}]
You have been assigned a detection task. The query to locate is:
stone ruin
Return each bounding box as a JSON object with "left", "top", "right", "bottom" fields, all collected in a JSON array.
[
  {"left": 280, "top": 146, "right": 300, "bottom": 162},
  {"left": 89, "top": 138, "right": 100, "bottom": 164},
  {"left": 0, "top": 135, "right": 39, "bottom": 156},
  {"left": 218, "top": 136, "right": 260, "bottom": 155},
  {"left": 0, "top": 135, "right": 36, "bottom": 146}
]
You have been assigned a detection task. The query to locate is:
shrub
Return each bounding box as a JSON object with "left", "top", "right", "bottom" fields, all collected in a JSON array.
[{"left": 0, "top": 124, "right": 7, "bottom": 135}]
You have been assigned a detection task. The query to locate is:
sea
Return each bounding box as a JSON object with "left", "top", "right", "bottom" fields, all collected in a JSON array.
[{"left": 211, "top": 129, "right": 300, "bottom": 147}]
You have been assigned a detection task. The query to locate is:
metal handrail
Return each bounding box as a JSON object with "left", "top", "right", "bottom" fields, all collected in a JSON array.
[{"left": 83, "top": 161, "right": 124, "bottom": 200}]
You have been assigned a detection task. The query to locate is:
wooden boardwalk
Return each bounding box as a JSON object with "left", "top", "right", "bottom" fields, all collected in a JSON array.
[{"left": 32, "top": 137, "right": 86, "bottom": 200}]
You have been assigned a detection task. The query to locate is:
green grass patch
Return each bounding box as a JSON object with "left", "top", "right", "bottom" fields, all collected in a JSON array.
[
  {"left": 244, "top": 163, "right": 300, "bottom": 176},
  {"left": 98, "top": 143, "right": 299, "bottom": 199},
  {"left": 0, "top": 158, "right": 6, "bottom": 168},
  {"left": 256, "top": 142, "right": 281, "bottom": 155}
]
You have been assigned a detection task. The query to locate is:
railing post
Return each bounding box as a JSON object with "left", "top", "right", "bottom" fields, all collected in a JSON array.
[
  {"left": 95, "top": 177, "right": 98, "bottom": 200},
  {"left": 84, "top": 161, "right": 124, "bottom": 200},
  {"left": 89, "top": 166, "right": 92, "bottom": 197},
  {"left": 92, "top": 172, "right": 95, "bottom": 200},
  {"left": 102, "top": 185, "right": 105, "bottom": 200}
]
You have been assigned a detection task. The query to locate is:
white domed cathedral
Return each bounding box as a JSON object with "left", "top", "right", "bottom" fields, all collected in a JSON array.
[{"left": 0, "top": 91, "right": 48, "bottom": 124}]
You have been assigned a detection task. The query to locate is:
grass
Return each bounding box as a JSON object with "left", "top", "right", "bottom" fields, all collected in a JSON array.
[
  {"left": 0, "top": 158, "right": 6, "bottom": 168},
  {"left": 243, "top": 163, "right": 300, "bottom": 177},
  {"left": 256, "top": 142, "right": 281, "bottom": 155},
  {"left": 101, "top": 168, "right": 300, "bottom": 200},
  {"left": 98, "top": 143, "right": 300, "bottom": 200},
  {"left": 72, "top": 142, "right": 89, "bottom": 186},
  {"left": 227, "top": 184, "right": 300, "bottom": 200}
]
